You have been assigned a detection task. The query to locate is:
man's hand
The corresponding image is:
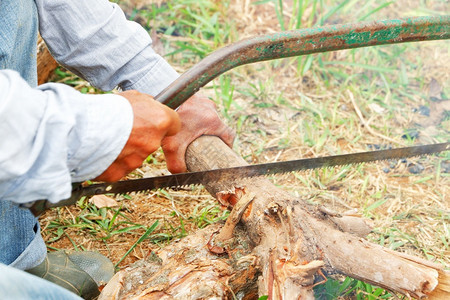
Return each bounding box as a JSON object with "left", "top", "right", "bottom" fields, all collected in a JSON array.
[
  {"left": 161, "top": 93, "right": 235, "bottom": 173},
  {"left": 95, "top": 90, "right": 180, "bottom": 182}
]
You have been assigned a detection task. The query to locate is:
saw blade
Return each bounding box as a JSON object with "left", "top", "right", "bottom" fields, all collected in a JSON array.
[{"left": 77, "top": 142, "right": 449, "bottom": 197}]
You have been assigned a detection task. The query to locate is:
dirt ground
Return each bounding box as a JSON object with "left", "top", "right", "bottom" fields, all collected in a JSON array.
[{"left": 39, "top": 0, "right": 449, "bottom": 292}]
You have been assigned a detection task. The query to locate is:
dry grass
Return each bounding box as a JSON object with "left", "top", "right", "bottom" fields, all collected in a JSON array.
[
  {"left": 40, "top": 0, "right": 448, "bottom": 296},
  {"left": 219, "top": 0, "right": 449, "bottom": 268}
]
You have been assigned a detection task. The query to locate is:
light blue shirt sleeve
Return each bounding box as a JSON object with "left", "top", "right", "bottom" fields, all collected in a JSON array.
[
  {"left": 1, "top": 1, "right": 181, "bottom": 204},
  {"left": 35, "top": 0, "right": 180, "bottom": 96},
  {"left": 0, "top": 70, "right": 133, "bottom": 204}
]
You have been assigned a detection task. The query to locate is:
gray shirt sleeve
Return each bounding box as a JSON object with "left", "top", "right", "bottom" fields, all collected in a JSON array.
[
  {"left": 0, "top": 70, "right": 133, "bottom": 204},
  {"left": 35, "top": 0, "right": 180, "bottom": 96},
  {"left": 1, "top": 1, "right": 181, "bottom": 204}
]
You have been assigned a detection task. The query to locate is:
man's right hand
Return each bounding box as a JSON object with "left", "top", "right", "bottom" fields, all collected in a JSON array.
[{"left": 95, "top": 90, "right": 180, "bottom": 182}]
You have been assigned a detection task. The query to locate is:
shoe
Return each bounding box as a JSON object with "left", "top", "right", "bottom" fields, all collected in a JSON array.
[{"left": 26, "top": 251, "right": 115, "bottom": 299}]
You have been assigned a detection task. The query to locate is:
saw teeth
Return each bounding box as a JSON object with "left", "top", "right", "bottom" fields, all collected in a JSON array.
[{"left": 80, "top": 143, "right": 448, "bottom": 197}]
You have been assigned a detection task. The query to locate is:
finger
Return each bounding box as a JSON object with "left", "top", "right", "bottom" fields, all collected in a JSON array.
[
  {"left": 95, "top": 164, "right": 125, "bottom": 182},
  {"left": 163, "top": 105, "right": 181, "bottom": 136},
  {"left": 146, "top": 99, "right": 181, "bottom": 138},
  {"left": 163, "top": 139, "right": 188, "bottom": 173},
  {"left": 95, "top": 153, "right": 145, "bottom": 182}
]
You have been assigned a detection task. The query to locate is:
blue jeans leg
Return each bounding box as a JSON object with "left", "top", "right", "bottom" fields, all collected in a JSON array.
[
  {"left": 0, "top": 201, "right": 47, "bottom": 269},
  {"left": 0, "top": 0, "right": 46, "bottom": 270},
  {"left": 0, "top": 0, "right": 38, "bottom": 85},
  {"left": 0, "top": 263, "right": 83, "bottom": 300}
]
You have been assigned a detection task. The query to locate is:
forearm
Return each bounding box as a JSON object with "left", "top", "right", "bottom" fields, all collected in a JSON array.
[
  {"left": 0, "top": 70, "right": 133, "bottom": 204},
  {"left": 35, "top": 0, "right": 179, "bottom": 96}
]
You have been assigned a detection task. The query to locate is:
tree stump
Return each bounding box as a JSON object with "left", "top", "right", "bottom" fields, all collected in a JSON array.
[{"left": 100, "top": 136, "right": 449, "bottom": 299}]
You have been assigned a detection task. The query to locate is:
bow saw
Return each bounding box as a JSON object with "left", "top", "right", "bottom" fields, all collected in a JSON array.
[{"left": 29, "top": 16, "right": 450, "bottom": 216}]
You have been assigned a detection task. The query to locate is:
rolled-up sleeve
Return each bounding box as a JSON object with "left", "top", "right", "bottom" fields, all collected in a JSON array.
[
  {"left": 0, "top": 70, "right": 133, "bottom": 204},
  {"left": 35, "top": 0, "right": 179, "bottom": 96}
]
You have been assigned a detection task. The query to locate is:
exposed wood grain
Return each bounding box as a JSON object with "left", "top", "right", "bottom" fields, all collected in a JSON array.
[
  {"left": 185, "top": 136, "right": 446, "bottom": 299},
  {"left": 100, "top": 136, "right": 448, "bottom": 299}
]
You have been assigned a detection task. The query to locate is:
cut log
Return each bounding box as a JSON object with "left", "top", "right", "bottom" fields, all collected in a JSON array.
[
  {"left": 100, "top": 136, "right": 449, "bottom": 299},
  {"left": 37, "top": 36, "right": 58, "bottom": 85}
]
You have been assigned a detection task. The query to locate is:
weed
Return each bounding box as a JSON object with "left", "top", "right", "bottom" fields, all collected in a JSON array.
[
  {"left": 46, "top": 200, "right": 146, "bottom": 243},
  {"left": 115, "top": 220, "right": 159, "bottom": 268},
  {"left": 314, "top": 276, "right": 394, "bottom": 299},
  {"left": 131, "top": 0, "right": 235, "bottom": 63},
  {"left": 41, "top": 1, "right": 448, "bottom": 298},
  {"left": 214, "top": 75, "right": 238, "bottom": 119},
  {"left": 189, "top": 204, "right": 229, "bottom": 229}
]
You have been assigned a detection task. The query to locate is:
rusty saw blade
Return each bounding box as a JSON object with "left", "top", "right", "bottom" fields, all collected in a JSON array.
[
  {"left": 28, "top": 143, "right": 448, "bottom": 216},
  {"left": 80, "top": 143, "right": 450, "bottom": 195}
]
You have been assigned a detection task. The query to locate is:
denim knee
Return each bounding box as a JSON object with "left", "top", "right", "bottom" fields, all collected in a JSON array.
[
  {"left": 0, "top": 201, "right": 46, "bottom": 269},
  {"left": 0, "top": 0, "right": 44, "bottom": 269},
  {"left": 0, "top": 0, "right": 39, "bottom": 85}
]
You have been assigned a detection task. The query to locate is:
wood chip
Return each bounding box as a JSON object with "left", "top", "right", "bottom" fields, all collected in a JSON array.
[{"left": 89, "top": 195, "right": 119, "bottom": 208}]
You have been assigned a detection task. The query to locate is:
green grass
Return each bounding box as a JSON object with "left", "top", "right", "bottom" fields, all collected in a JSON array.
[
  {"left": 127, "top": 0, "right": 235, "bottom": 62},
  {"left": 115, "top": 220, "right": 159, "bottom": 268},
  {"left": 314, "top": 276, "right": 396, "bottom": 300},
  {"left": 214, "top": 74, "right": 238, "bottom": 120},
  {"left": 46, "top": 202, "right": 146, "bottom": 242},
  {"left": 189, "top": 204, "right": 230, "bottom": 228},
  {"left": 43, "top": 0, "right": 449, "bottom": 298}
]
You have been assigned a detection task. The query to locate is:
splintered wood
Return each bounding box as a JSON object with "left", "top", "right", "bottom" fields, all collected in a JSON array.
[{"left": 100, "top": 137, "right": 449, "bottom": 299}]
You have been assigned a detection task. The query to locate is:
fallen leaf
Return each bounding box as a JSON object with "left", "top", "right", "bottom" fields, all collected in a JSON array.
[
  {"left": 415, "top": 100, "right": 450, "bottom": 127},
  {"left": 368, "top": 103, "right": 385, "bottom": 114},
  {"left": 428, "top": 77, "right": 442, "bottom": 101},
  {"left": 90, "top": 195, "right": 119, "bottom": 208}
]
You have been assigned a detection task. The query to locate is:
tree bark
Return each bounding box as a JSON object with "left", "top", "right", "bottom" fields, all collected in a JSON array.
[
  {"left": 100, "top": 136, "right": 449, "bottom": 299},
  {"left": 37, "top": 36, "right": 58, "bottom": 85}
]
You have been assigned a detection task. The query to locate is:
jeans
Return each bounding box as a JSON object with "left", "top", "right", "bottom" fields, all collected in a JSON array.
[
  {"left": 0, "top": 263, "right": 83, "bottom": 300},
  {"left": 0, "top": 0, "right": 47, "bottom": 270}
]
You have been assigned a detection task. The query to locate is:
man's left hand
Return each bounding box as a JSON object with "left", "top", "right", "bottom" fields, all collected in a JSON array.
[{"left": 161, "top": 93, "right": 235, "bottom": 173}]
